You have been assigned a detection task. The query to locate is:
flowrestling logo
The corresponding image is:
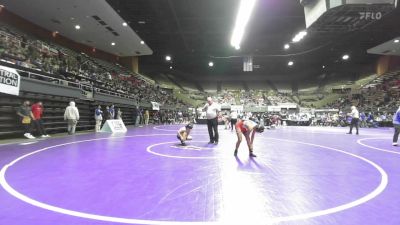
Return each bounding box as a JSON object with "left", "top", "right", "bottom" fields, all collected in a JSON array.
[
  {"left": 359, "top": 12, "right": 382, "bottom": 20},
  {"left": 0, "top": 65, "right": 20, "bottom": 96}
]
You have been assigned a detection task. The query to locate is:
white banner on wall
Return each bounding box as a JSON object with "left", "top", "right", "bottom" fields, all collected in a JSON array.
[
  {"left": 151, "top": 102, "right": 160, "bottom": 111},
  {"left": 0, "top": 65, "right": 20, "bottom": 96},
  {"left": 231, "top": 105, "right": 244, "bottom": 112}
]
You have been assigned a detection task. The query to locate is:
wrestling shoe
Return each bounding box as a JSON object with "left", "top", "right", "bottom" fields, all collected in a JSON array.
[{"left": 249, "top": 152, "right": 257, "bottom": 157}]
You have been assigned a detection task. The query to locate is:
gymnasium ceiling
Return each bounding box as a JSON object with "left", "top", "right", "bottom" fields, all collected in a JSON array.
[
  {"left": 0, "top": 0, "right": 152, "bottom": 56},
  {"left": 106, "top": 0, "right": 400, "bottom": 81}
]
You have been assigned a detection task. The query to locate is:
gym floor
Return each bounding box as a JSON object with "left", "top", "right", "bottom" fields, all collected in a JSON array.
[{"left": 0, "top": 125, "right": 399, "bottom": 225}]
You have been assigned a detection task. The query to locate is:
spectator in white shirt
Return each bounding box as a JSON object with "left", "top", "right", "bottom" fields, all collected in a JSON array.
[{"left": 64, "top": 101, "right": 80, "bottom": 135}]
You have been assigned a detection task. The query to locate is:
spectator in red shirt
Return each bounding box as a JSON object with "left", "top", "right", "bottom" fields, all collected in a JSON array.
[{"left": 31, "top": 101, "right": 50, "bottom": 138}]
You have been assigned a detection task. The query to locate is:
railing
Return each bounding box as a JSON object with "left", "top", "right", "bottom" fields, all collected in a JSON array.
[{"left": 16, "top": 67, "right": 137, "bottom": 101}]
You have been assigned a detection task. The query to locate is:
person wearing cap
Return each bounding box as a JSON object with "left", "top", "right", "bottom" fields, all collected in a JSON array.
[
  {"left": 177, "top": 124, "right": 194, "bottom": 146},
  {"left": 234, "top": 119, "right": 265, "bottom": 157},
  {"left": 347, "top": 106, "right": 360, "bottom": 135},
  {"left": 393, "top": 106, "right": 400, "bottom": 146}
]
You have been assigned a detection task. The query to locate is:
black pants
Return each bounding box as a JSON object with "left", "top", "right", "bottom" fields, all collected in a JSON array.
[
  {"left": 207, "top": 117, "right": 219, "bottom": 143},
  {"left": 32, "top": 119, "right": 47, "bottom": 135},
  {"left": 230, "top": 119, "right": 237, "bottom": 131},
  {"left": 349, "top": 118, "right": 359, "bottom": 134},
  {"left": 23, "top": 123, "right": 32, "bottom": 134},
  {"left": 394, "top": 124, "right": 400, "bottom": 143}
]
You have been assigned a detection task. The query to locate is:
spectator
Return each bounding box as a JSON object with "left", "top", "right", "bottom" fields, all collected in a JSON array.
[
  {"left": 31, "top": 101, "right": 50, "bottom": 137},
  {"left": 116, "top": 108, "right": 122, "bottom": 120},
  {"left": 94, "top": 105, "right": 103, "bottom": 132},
  {"left": 153, "top": 111, "right": 160, "bottom": 124},
  {"left": 133, "top": 106, "right": 140, "bottom": 127},
  {"left": 230, "top": 110, "right": 238, "bottom": 131},
  {"left": 393, "top": 106, "right": 400, "bottom": 146},
  {"left": 177, "top": 111, "right": 183, "bottom": 124},
  {"left": 144, "top": 109, "right": 150, "bottom": 125},
  {"left": 16, "top": 100, "right": 35, "bottom": 139},
  {"left": 139, "top": 108, "right": 144, "bottom": 126},
  {"left": 109, "top": 105, "right": 115, "bottom": 119},
  {"left": 64, "top": 101, "right": 79, "bottom": 135},
  {"left": 160, "top": 110, "right": 166, "bottom": 125},
  {"left": 104, "top": 106, "right": 110, "bottom": 121}
]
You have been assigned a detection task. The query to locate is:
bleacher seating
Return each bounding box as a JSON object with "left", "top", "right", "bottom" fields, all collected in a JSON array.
[{"left": 0, "top": 21, "right": 187, "bottom": 109}]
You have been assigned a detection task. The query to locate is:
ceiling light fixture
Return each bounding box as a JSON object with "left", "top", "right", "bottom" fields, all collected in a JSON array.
[
  {"left": 230, "top": 0, "right": 257, "bottom": 49},
  {"left": 165, "top": 55, "right": 171, "bottom": 61},
  {"left": 292, "top": 30, "right": 307, "bottom": 43},
  {"left": 111, "top": 42, "right": 116, "bottom": 46},
  {"left": 284, "top": 44, "right": 290, "bottom": 50},
  {"left": 209, "top": 62, "right": 214, "bottom": 67},
  {"left": 342, "top": 54, "right": 350, "bottom": 60},
  {"left": 122, "top": 22, "right": 128, "bottom": 27},
  {"left": 75, "top": 25, "right": 81, "bottom": 30},
  {"left": 169, "top": 66, "right": 173, "bottom": 69},
  {"left": 52, "top": 31, "right": 59, "bottom": 38},
  {"left": 140, "top": 41, "right": 145, "bottom": 45},
  {"left": 288, "top": 61, "right": 294, "bottom": 66},
  {"left": 394, "top": 39, "right": 399, "bottom": 43}
]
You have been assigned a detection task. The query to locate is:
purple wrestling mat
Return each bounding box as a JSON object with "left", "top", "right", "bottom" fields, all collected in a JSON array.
[{"left": 0, "top": 125, "right": 399, "bottom": 225}]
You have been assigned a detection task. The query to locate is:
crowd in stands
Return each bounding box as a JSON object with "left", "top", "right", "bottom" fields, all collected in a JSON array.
[
  {"left": 217, "top": 90, "right": 236, "bottom": 105},
  {"left": 0, "top": 23, "right": 187, "bottom": 108},
  {"left": 266, "top": 92, "right": 295, "bottom": 105},
  {"left": 322, "top": 70, "right": 400, "bottom": 114},
  {"left": 198, "top": 89, "right": 296, "bottom": 107},
  {"left": 239, "top": 90, "right": 266, "bottom": 106}
]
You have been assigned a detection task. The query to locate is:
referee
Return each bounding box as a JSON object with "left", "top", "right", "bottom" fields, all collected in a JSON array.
[
  {"left": 203, "top": 97, "right": 221, "bottom": 144},
  {"left": 347, "top": 106, "right": 360, "bottom": 135}
]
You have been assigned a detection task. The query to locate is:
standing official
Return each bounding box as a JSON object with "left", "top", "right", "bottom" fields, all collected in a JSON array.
[
  {"left": 347, "top": 106, "right": 360, "bottom": 135},
  {"left": 203, "top": 97, "right": 221, "bottom": 144}
]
